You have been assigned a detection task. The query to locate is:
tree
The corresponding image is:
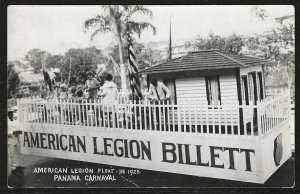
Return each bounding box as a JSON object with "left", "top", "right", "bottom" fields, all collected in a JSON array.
[
  {"left": 25, "top": 49, "right": 50, "bottom": 73},
  {"left": 251, "top": 5, "right": 268, "bottom": 20},
  {"left": 108, "top": 41, "right": 163, "bottom": 71},
  {"left": 59, "top": 47, "right": 108, "bottom": 83},
  {"left": 186, "top": 33, "right": 244, "bottom": 54},
  {"left": 7, "top": 62, "right": 20, "bottom": 99},
  {"left": 247, "top": 6, "right": 295, "bottom": 90},
  {"left": 243, "top": 24, "right": 295, "bottom": 89},
  {"left": 45, "top": 54, "right": 64, "bottom": 68},
  {"left": 84, "top": 5, "right": 156, "bottom": 69},
  {"left": 133, "top": 42, "right": 163, "bottom": 70}
]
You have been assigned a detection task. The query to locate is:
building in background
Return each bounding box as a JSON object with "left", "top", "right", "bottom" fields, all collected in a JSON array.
[{"left": 275, "top": 15, "right": 295, "bottom": 26}]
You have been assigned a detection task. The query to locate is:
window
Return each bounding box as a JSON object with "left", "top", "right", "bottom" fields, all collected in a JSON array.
[
  {"left": 257, "top": 72, "right": 264, "bottom": 100},
  {"left": 241, "top": 76, "right": 249, "bottom": 105},
  {"left": 205, "top": 76, "right": 221, "bottom": 105},
  {"left": 163, "top": 78, "right": 177, "bottom": 104}
]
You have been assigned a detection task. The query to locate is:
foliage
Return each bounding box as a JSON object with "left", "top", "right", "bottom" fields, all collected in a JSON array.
[
  {"left": 108, "top": 41, "right": 163, "bottom": 72},
  {"left": 133, "top": 42, "right": 163, "bottom": 70},
  {"left": 186, "top": 33, "right": 244, "bottom": 54},
  {"left": 59, "top": 47, "right": 109, "bottom": 83},
  {"left": 84, "top": 5, "right": 156, "bottom": 65},
  {"left": 46, "top": 54, "right": 64, "bottom": 68},
  {"left": 7, "top": 62, "right": 20, "bottom": 99},
  {"left": 21, "top": 47, "right": 111, "bottom": 87},
  {"left": 24, "top": 49, "right": 50, "bottom": 73},
  {"left": 243, "top": 24, "right": 295, "bottom": 87},
  {"left": 251, "top": 6, "right": 268, "bottom": 20}
]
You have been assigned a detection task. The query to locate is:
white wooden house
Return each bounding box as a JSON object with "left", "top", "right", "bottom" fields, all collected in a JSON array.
[
  {"left": 140, "top": 49, "right": 267, "bottom": 106},
  {"left": 138, "top": 49, "right": 269, "bottom": 134}
]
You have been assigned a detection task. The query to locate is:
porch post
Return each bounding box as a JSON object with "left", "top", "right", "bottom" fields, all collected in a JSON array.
[{"left": 235, "top": 68, "right": 244, "bottom": 133}]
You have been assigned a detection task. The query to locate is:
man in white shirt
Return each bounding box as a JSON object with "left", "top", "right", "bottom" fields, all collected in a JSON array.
[
  {"left": 99, "top": 73, "right": 118, "bottom": 127},
  {"left": 148, "top": 78, "right": 170, "bottom": 102},
  {"left": 148, "top": 77, "right": 171, "bottom": 131}
]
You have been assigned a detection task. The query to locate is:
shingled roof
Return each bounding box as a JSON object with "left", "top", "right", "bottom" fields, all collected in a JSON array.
[{"left": 138, "top": 50, "right": 268, "bottom": 74}]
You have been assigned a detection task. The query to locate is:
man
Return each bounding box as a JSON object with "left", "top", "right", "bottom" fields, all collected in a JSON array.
[
  {"left": 7, "top": 108, "right": 23, "bottom": 178},
  {"left": 148, "top": 77, "right": 170, "bottom": 131},
  {"left": 59, "top": 84, "right": 69, "bottom": 99},
  {"left": 39, "top": 85, "right": 47, "bottom": 99},
  {"left": 52, "top": 68, "right": 63, "bottom": 98},
  {"left": 148, "top": 77, "right": 170, "bottom": 102},
  {"left": 85, "top": 71, "right": 100, "bottom": 100},
  {"left": 85, "top": 71, "right": 100, "bottom": 126},
  {"left": 99, "top": 73, "right": 118, "bottom": 127}
]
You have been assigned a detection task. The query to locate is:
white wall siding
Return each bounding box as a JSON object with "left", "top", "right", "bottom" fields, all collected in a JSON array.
[
  {"left": 176, "top": 77, "right": 207, "bottom": 102},
  {"left": 172, "top": 76, "right": 240, "bottom": 125},
  {"left": 220, "top": 75, "right": 238, "bottom": 104},
  {"left": 176, "top": 75, "right": 238, "bottom": 105}
]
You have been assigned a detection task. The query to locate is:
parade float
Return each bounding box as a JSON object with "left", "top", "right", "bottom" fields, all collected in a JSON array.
[{"left": 17, "top": 50, "right": 292, "bottom": 184}]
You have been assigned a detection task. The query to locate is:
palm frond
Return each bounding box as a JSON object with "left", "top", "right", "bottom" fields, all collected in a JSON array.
[
  {"left": 126, "top": 5, "right": 153, "bottom": 18},
  {"left": 84, "top": 16, "right": 101, "bottom": 30},
  {"left": 84, "top": 14, "right": 113, "bottom": 40},
  {"left": 90, "top": 28, "right": 103, "bottom": 41},
  {"left": 128, "top": 21, "right": 156, "bottom": 38}
]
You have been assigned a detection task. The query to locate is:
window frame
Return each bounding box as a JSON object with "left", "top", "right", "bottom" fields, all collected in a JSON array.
[
  {"left": 205, "top": 75, "right": 221, "bottom": 106},
  {"left": 257, "top": 72, "right": 264, "bottom": 100},
  {"left": 241, "top": 75, "right": 249, "bottom": 105},
  {"left": 248, "top": 72, "right": 258, "bottom": 105}
]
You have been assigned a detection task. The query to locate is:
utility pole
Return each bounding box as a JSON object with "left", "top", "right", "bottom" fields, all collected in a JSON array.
[{"left": 168, "top": 16, "right": 172, "bottom": 61}]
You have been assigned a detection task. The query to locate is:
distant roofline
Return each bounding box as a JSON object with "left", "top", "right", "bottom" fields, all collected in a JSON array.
[{"left": 275, "top": 15, "right": 294, "bottom": 20}]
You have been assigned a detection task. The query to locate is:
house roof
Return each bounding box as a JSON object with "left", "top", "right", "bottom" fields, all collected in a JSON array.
[{"left": 138, "top": 50, "right": 269, "bottom": 74}]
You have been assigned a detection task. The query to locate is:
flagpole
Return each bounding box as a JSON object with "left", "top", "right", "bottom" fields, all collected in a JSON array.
[{"left": 127, "top": 19, "right": 142, "bottom": 100}]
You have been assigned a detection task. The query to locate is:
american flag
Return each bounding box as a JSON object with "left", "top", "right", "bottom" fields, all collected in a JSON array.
[{"left": 127, "top": 32, "right": 142, "bottom": 99}]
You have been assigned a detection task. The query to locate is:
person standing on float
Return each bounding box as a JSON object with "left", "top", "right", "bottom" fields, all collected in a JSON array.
[
  {"left": 148, "top": 77, "right": 170, "bottom": 130},
  {"left": 85, "top": 71, "right": 100, "bottom": 125},
  {"left": 99, "top": 73, "right": 118, "bottom": 128}
]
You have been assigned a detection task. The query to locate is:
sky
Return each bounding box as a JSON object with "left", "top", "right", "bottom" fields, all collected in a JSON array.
[{"left": 7, "top": 5, "right": 294, "bottom": 61}]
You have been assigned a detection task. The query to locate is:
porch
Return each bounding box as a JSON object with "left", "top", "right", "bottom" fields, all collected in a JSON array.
[{"left": 17, "top": 93, "right": 291, "bottom": 137}]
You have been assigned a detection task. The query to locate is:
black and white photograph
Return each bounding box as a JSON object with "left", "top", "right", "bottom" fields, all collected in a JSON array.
[{"left": 7, "top": 5, "right": 295, "bottom": 189}]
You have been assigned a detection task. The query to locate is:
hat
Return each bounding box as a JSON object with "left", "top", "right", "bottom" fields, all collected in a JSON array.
[
  {"left": 86, "top": 71, "right": 94, "bottom": 76},
  {"left": 53, "top": 68, "right": 61, "bottom": 74},
  {"left": 60, "top": 83, "right": 68, "bottom": 88},
  {"left": 69, "top": 86, "right": 76, "bottom": 93},
  {"left": 76, "top": 85, "right": 83, "bottom": 90}
]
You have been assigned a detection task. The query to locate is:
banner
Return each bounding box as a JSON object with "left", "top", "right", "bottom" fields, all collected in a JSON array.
[{"left": 19, "top": 123, "right": 291, "bottom": 183}]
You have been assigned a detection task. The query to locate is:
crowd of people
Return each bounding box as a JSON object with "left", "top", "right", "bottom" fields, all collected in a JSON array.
[
  {"left": 37, "top": 68, "right": 173, "bottom": 129},
  {"left": 41, "top": 68, "right": 172, "bottom": 104},
  {"left": 41, "top": 69, "right": 118, "bottom": 103}
]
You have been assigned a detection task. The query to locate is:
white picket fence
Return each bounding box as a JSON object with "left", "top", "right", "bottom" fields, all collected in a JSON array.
[{"left": 17, "top": 93, "right": 290, "bottom": 137}]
